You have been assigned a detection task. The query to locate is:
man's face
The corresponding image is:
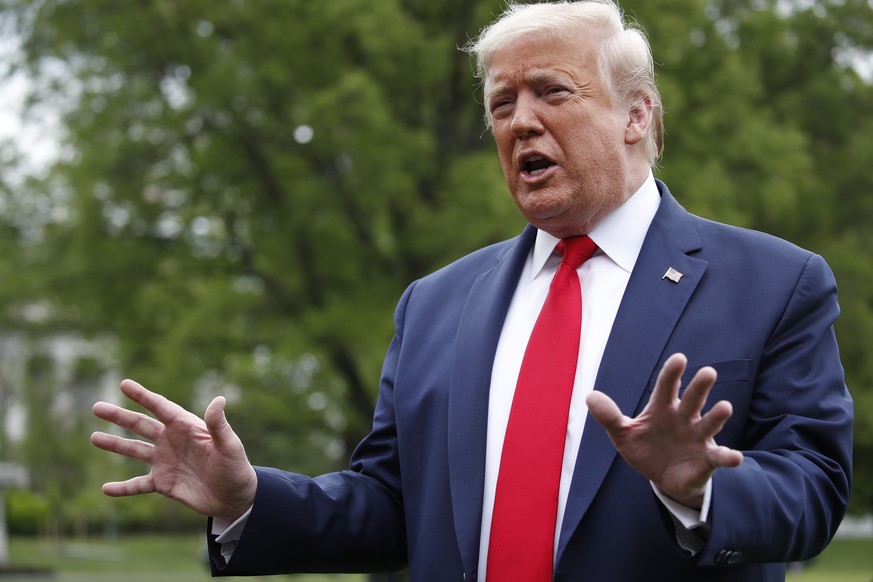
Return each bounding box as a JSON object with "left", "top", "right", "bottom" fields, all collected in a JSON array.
[{"left": 485, "top": 34, "right": 643, "bottom": 238}]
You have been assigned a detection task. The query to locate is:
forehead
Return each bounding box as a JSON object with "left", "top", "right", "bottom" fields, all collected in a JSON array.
[{"left": 484, "top": 34, "right": 598, "bottom": 94}]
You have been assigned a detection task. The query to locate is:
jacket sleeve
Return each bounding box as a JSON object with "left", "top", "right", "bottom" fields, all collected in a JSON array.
[{"left": 699, "top": 253, "right": 853, "bottom": 567}]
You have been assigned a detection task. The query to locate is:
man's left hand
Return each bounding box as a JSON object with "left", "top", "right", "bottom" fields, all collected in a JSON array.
[{"left": 586, "top": 352, "right": 743, "bottom": 509}]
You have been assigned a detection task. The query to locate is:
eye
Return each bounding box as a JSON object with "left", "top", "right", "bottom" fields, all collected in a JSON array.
[
  {"left": 489, "top": 98, "right": 514, "bottom": 118},
  {"left": 545, "top": 85, "right": 570, "bottom": 96}
]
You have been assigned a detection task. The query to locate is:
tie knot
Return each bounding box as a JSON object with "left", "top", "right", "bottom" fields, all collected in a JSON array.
[{"left": 555, "top": 235, "right": 597, "bottom": 269}]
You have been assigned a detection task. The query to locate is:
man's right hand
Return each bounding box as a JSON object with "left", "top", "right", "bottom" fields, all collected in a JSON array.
[{"left": 91, "top": 379, "right": 258, "bottom": 523}]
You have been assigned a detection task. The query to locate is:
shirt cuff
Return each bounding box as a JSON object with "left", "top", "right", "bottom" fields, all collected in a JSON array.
[
  {"left": 651, "top": 480, "right": 712, "bottom": 555},
  {"left": 211, "top": 507, "right": 253, "bottom": 564},
  {"left": 651, "top": 479, "right": 712, "bottom": 529}
]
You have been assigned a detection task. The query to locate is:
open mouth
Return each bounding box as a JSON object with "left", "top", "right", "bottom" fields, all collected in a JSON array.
[{"left": 523, "top": 155, "right": 556, "bottom": 176}]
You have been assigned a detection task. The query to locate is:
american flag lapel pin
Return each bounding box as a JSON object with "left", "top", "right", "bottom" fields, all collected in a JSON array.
[{"left": 662, "top": 267, "right": 683, "bottom": 283}]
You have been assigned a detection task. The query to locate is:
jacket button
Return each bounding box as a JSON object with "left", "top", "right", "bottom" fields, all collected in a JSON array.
[{"left": 715, "top": 548, "right": 743, "bottom": 566}]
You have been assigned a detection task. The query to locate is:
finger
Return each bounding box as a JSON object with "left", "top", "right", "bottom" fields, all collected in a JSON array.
[
  {"left": 102, "top": 475, "right": 156, "bottom": 497},
  {"left": 91, "top": 431, "right": 155, "bottom": 464},
  {"left": 709, "top": 445, "right": 744, "bottom": 469},
  {"left": 120, "top": 379, "right": 190, "bottom": 426},
  {"left": 93, "top": 401, "right": 163, "bottom": 442},
  {"left": 697, "top": 399, "right": 734, "bottom": 439},
  {"left": 650, "top": 353, "right": 687, "bottom": 408},
  {"left": 677, "top": 366, "right": 717, "bottom": 419},
  {"left": 203, "top": 396, "right": 234, "bottom": 449},
  {"left": 586, "top": 390, "right": 628, "bottom": 434}
]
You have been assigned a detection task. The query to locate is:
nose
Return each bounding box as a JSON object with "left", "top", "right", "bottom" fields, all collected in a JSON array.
[{"left": 509, "top": 92, "right": 544, "bottom": 138}]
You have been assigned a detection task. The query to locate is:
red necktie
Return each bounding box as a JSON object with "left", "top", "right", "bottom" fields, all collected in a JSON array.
[{"left": 487, "top": 235, "right": 598, "bottom": 582}]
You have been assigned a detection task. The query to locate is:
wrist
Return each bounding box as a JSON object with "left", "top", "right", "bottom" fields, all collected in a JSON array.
[
  {"left": 656, "top": 481, "right": 706, "bottom": 510},
  {"left": 668, "top": 492, "right": 704, "bottom": 510},
  {"left": 221, "top": 467, "right": 258, "bottom": 522}
]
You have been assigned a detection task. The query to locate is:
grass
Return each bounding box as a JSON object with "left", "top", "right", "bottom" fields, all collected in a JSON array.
[
  {"left": 787, "top": 538, "right": 873, "bottom": 582},
  {"left": 6, "top": 533, "right": 366, "bottom": 582},
  {"left": 3, "top": 533, "right": 870, "bottom": 581}
]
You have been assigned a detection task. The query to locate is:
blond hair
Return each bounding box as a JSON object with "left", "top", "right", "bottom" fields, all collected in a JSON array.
[{"left": 465, "top": 0, "right": 664, "bottom": 164}]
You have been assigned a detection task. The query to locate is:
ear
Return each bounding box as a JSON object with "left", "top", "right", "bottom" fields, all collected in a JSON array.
[{"left": 625, "top": 95, "right": 653, "bottom": 146}]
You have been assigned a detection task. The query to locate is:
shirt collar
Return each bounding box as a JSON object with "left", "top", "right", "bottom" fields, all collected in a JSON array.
[{"left": 530, "top": 171, "right": 661, "bottom": 280}]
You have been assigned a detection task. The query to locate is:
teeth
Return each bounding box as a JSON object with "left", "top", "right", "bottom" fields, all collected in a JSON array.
[{"left": 523, "top": 154, "right": 552, "bottom": 176}]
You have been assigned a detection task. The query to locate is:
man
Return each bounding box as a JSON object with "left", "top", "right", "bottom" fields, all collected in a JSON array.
[{"left": 91, "top": 1, "right": 853, "bottom": 581}]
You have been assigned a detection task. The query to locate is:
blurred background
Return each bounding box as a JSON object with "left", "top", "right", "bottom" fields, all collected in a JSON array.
[{"left": 0, "top": 0, "right": 870, "bottom": 580}]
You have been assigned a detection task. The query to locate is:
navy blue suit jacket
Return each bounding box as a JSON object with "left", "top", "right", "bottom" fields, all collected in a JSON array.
[{"left": 210, "top": 182, "right": 853, "bottom": 581}]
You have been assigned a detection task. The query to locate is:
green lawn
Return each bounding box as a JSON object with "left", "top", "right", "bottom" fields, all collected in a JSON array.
[
  {"left": 4, "top": 534, "right": 871, "bottom": 581},
  {"left": 6, "top": 533, "right": 366, "bottom": 582},
  {"left": 786, "top": 538, "right": 873, "bottom": 582}
]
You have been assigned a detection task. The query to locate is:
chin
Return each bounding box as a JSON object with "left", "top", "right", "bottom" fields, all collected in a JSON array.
[{"left": 515, "top": 193, "right": 568, "bottom": 219}]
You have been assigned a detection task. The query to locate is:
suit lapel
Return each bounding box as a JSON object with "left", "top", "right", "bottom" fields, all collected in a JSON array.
[
  {"left": 557, "top": 184, "right": 708, "bottom": 557},
  {"left": 447, "top": 226, "right": 536, "bottom": 575}
]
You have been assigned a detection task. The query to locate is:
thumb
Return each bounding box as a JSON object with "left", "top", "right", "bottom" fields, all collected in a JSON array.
[
  {"left": 586, "top": 390, "right": 627, "bottom": 434},
  {"left": 204, "top": 396, "right": 235, "bottom": 448}
]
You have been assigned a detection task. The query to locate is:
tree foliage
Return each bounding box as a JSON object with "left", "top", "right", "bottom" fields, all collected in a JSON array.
[{"left": 0, "top": 0, "right": 871, "bottom": 535}]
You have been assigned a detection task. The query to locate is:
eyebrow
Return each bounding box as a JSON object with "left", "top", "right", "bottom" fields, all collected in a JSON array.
[
  {"left": 484, "top": 81, "right": 510, "bottom": 102},
  {"left": 486, "top": 67, "right": 575, "bottom": 94},
  {"left": 524, "top": 69, "right": 568, "bottom": 84}
]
